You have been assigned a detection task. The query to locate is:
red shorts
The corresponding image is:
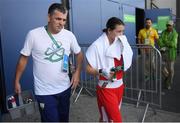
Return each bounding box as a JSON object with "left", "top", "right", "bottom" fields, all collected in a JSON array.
[{"left": 96, "top": 84, "right": 124, "bottom": 122}]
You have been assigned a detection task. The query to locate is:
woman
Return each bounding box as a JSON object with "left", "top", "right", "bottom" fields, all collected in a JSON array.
[{"left": 86, "top": 17, "right": 133, "bottom": 122}]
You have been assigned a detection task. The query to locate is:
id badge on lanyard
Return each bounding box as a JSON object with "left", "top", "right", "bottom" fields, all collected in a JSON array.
[
  {"left": 62, "top": 54, "right": 69, "bottom": 73},
  {"left": 144, "top": 38, "right": 150, "bottom": 45}
]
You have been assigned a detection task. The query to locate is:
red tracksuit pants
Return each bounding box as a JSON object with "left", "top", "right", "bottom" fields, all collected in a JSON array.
[{"left": 96, "top": 84, "right": 124, "bottom": 122}]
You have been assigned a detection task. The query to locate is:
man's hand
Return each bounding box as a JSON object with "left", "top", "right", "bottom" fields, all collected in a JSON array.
[
  {"left": 71, "top": 51, "right": 83, "bottom": 89},
  {"left": 70, "top": 71, "right": 80, "bottom": 89},
  {"left": 14, "top": 82, "right": 21, "bottom": 94}
]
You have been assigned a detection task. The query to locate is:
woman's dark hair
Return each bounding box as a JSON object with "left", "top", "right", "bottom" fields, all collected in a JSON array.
[
  {"left": 48, "top": 3, "right": 67, "bottom": 15},
  {"left": 103, "top": 17, "right": 124, "bottom": 32}
]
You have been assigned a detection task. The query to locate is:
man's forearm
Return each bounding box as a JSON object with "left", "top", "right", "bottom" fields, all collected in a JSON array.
[
  {"left": 75, "top": 52, "right": 83, "bottom": 73},
  {"left": 14, "top": 55, "right": 28, "bottom": 83},
  {"left": 138, "top": 39, "right": 142, "bottom": 44}
]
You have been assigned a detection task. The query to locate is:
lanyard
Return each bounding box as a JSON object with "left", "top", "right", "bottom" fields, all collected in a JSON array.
[
  {"left": 44, "top": 25, "right": 60, "bottom": 49},
  {"left": 146, "top": 30, "right": 151, "bottom": 39}
]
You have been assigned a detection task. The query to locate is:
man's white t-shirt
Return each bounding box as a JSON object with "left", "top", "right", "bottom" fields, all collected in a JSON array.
[{"left": 21, "top": 27, "right": 81, "bottom": 95}]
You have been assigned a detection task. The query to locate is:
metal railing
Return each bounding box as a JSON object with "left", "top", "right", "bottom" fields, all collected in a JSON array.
[{"left": 123, "top": 44, "right": 162, "bottom": 122}]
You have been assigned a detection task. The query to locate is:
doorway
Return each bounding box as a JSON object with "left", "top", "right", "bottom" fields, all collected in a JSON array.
[
  {"left": 136, "top": 8, "right": 145, "bottom": 44},
  {"left": 0, "top": 31, "right": 7, "bottom": 113}
]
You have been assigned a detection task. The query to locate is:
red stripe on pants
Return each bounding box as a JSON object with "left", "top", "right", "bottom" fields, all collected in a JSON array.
[{"left": 96, "top": 84, "right": 124, "bottom": 122}]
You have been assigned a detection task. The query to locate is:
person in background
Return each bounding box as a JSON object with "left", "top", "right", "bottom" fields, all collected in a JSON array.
[
  {"left": 86, "top": 17, "right": 133, "bottom": 122},
  {"left": 14, "top": 3, "right": 83, "bottom": 122},
  {"left": 138, "top": 18, "right": 159, "bottom": 81},
  {"left": 158, "top": 20, "right": 178, "bottom": 90}
]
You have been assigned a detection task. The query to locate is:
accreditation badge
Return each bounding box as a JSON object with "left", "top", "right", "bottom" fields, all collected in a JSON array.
[
  {"left": 62, "top": 54, "right": 69, "bottom": 73},
  {"left": 144, "top": 38, "right": 150, "bottom": 45}
]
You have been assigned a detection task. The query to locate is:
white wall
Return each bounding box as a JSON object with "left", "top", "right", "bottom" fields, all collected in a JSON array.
[{"left": 146, "top": 0, "right": 176, "bottom": 15}]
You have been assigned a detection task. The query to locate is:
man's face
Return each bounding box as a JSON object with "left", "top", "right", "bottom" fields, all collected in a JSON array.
[
  {"left": 167, "top": 24, "right": 173, "bottom": 32},
  {"left": 48, "top": 10, "right": 67, "bottom": 34},
  {"left": 145, "top": 20, "right": 152, "bottom": 29}
]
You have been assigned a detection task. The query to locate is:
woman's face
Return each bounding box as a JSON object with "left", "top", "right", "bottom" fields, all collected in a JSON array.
[{"left": 108, "top": 25, "right": 125, "bottom": 40}]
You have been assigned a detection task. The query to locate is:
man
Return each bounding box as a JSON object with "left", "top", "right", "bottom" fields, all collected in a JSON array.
[
  {"left": 14, "top": 3, "right": 83, "bottom": 122},
  {"left": 138, "top": 18, "right": 159, "bottom": 81},
  {"left": 158, "top": 20, "right": 178, "bottom": 90}
]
